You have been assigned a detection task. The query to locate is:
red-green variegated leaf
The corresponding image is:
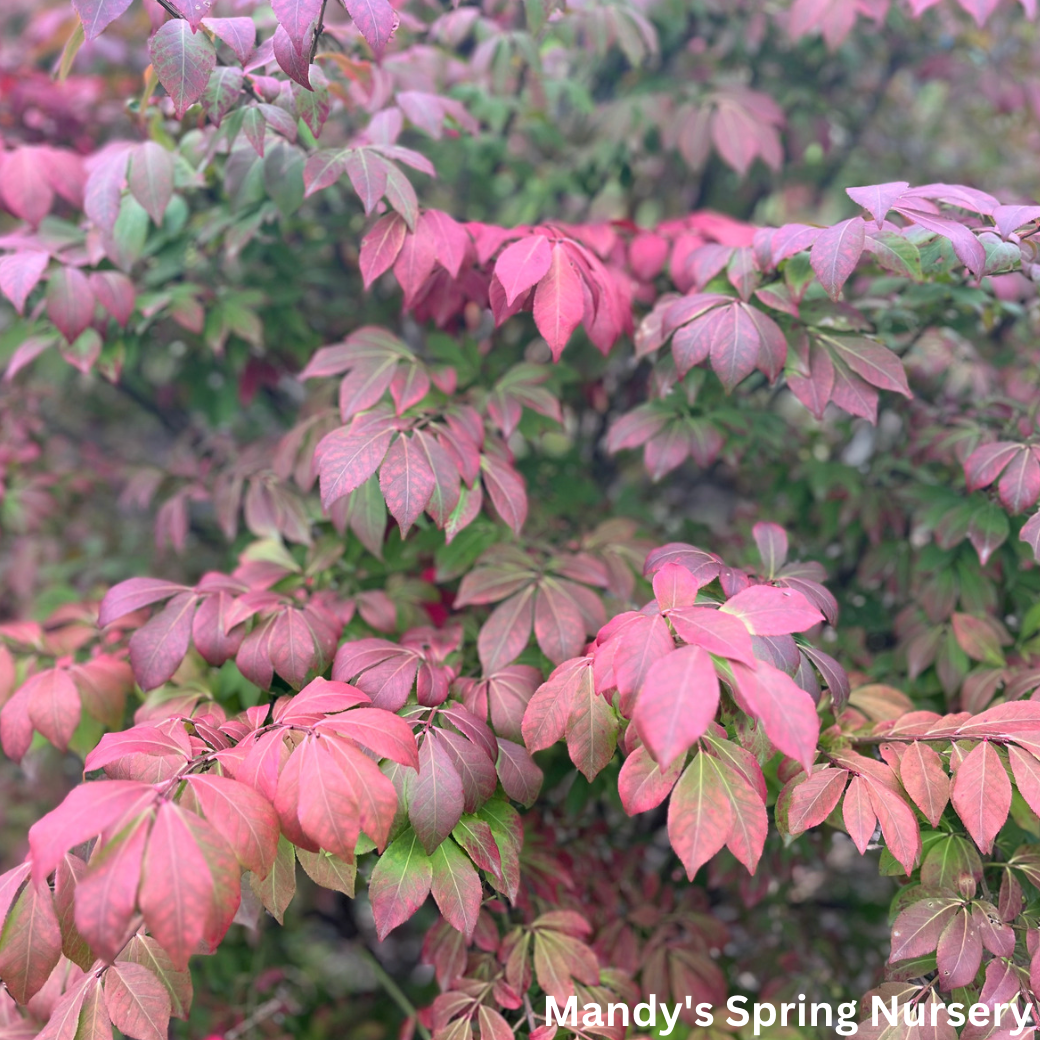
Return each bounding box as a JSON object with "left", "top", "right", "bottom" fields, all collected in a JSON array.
[
  {"left": 0, "top": 877, "right": 62, "bottom": 1004},
  {"left": 429, "top": 838, "right": 481, "bottom": 940},
  {"left": 667, "top": 752, "right": 733, "bottom": 880},
  {"left": 149, "top": 21, "right": 216, "bottom": 117},
  {"left": 369, "top": 830, "right": 432, "bottom": 940},
  {"left": 103, "top": 961, "right": 172, "bottom": 1040}
]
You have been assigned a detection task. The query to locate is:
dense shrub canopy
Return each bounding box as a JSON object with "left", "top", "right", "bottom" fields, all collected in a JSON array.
[{"left": 4, "top": 1, "right": 1040, "bottom": 1038}]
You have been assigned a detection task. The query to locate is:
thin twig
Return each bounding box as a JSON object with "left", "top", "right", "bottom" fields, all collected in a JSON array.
[{"left": 357, "top": 946, "right": 433, "bottom": 1040}]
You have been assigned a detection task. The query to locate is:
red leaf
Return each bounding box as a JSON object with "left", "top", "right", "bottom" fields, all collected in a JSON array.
[
  {"left": 0, "top": 149, "right": 55, "bottom": 225},
  {"left": 842, "top": 774, "right": 875, "bottom": 853},
  {"left": 900, "top": 741, "right": 950, "bottom": 828},
  {"left": 422, "top": 210, "right": 471, "bottom": 279},
  {"left": 810, "top": 217, "right": 865, "bottom": 299},
  {"left": 618, "top": 744, "right": 684, "bottom": 814},
  {"left": 533, "top": 243, "right": 584, "bottom": 360},
  {"left": 24, "top": 669, "right": 81, "bottom": 751},
  {"left": 393, "top": 219, "right": 439, "bottom": 306},
  {"left": 533, "top": 581, "right": 587, "bottom": 664},
  {"left": 611, "top": 613, "right": 674, "bottom": 712},
  {"left": 149, "top": 21, "right": 216, "bottom": 118},
  {"left": 90, "top": 271, "right": 136, "bottom": 326},
  {"left": 950, "top": 740, "right": 1011, "bottom": 854},
  {"left": 935, "top": 908, "right": 982, "bottom": 990},
  {"left": 185, "top": 775, "right": 279, "bottom": 879},
  {"left": 652, "top": 561, "right": 702, "bottom": 610},
  {"left": 379, "top": 433, "right": 436, "bottom": 536},
  {"left": 826, "top": 335, "right": 911, "bottom": 398},
  {"left": 480, "top": 454, "right": 527, "bottom": 534},
  {"left": 478, "top": 588, "right": 535, "bottom": 674},
  {"left": 867, "top": 779, "right": 921, "bottom": 875},
  {"left": 522, "top": 658, "right": 587, "bottom": 753},
  {"left": 714, "top": 756, "right": 767, "bottom": 873},
  {"left": 667, "top": 752, "right": 733, "bottom": 880},
  {"left": 410, "top": 733, "right": 465, "bottom": 853},
  {"left": 495, "top": 737, "right": 543, "bottom": 806},
  {"left": 964, "top": 441, "right": 1021, "bottom": 491},
  {"left": 138, "top": 804, "right": 215, "bottom": 970},
  {"left": 565, "top": 665, "right": 619, "bottom": 781},
  {"left": 633, "top": 645, "right": 719, "bottom": 769},
  {"left": 324, "top": 736, "right": 399, "bottom": 849},
  {"left": 293, "top": 737, "right": 362, "bottom": 859},
  {"left": 319, "top": 706, "right": 419, "bottom": 768},
  {"left": 709, "top": 302, "right": 761, "bottom": 392},
  {"left": 787, "top": 340, "right": 834, "bottom": 419},
  {"left": 1009, "top": 745, "right": 1040, "bottom": 819},
  {"left": 316, "top": 409, "right": 398, "bottom": 508},
  {"left": 752, "top": 522, "right": 788, "bottom": 579}
]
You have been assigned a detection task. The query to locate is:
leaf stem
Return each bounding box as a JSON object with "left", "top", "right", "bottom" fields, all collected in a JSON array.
[{"left": 357, "top": 946, "right": 432, "bottom": 1040}]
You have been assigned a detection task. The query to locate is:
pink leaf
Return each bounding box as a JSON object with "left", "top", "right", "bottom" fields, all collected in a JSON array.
[
  {"left": 494, "top": 236, "right": 553, "bottom": 307},
  {"left": 0, "top": 251, "right": 49, "bottom": 313},
  {"left": 846, "top": 182, "right": 909, "bottom": 227},
  {"left": 729, "top": 661, "right": 820, "bottom": 771},
  {"left": 342, "top": 0, "right": 400, "bottom": 58},
  {"left": 72, "top": 0, "right": 134, "bottom": 40},
  {"left": 719, "top": 584, "right": 824, "bottom": 635}
]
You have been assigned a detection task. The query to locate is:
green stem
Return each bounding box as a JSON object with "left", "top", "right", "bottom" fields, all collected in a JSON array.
[{"left": 358, "top": 946, "right": 432, "bottom": 1040}]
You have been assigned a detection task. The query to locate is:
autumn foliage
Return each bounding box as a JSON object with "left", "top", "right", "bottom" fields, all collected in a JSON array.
[{"left": 5, "top": 0, "right": 1040, "bottom": 1038}]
